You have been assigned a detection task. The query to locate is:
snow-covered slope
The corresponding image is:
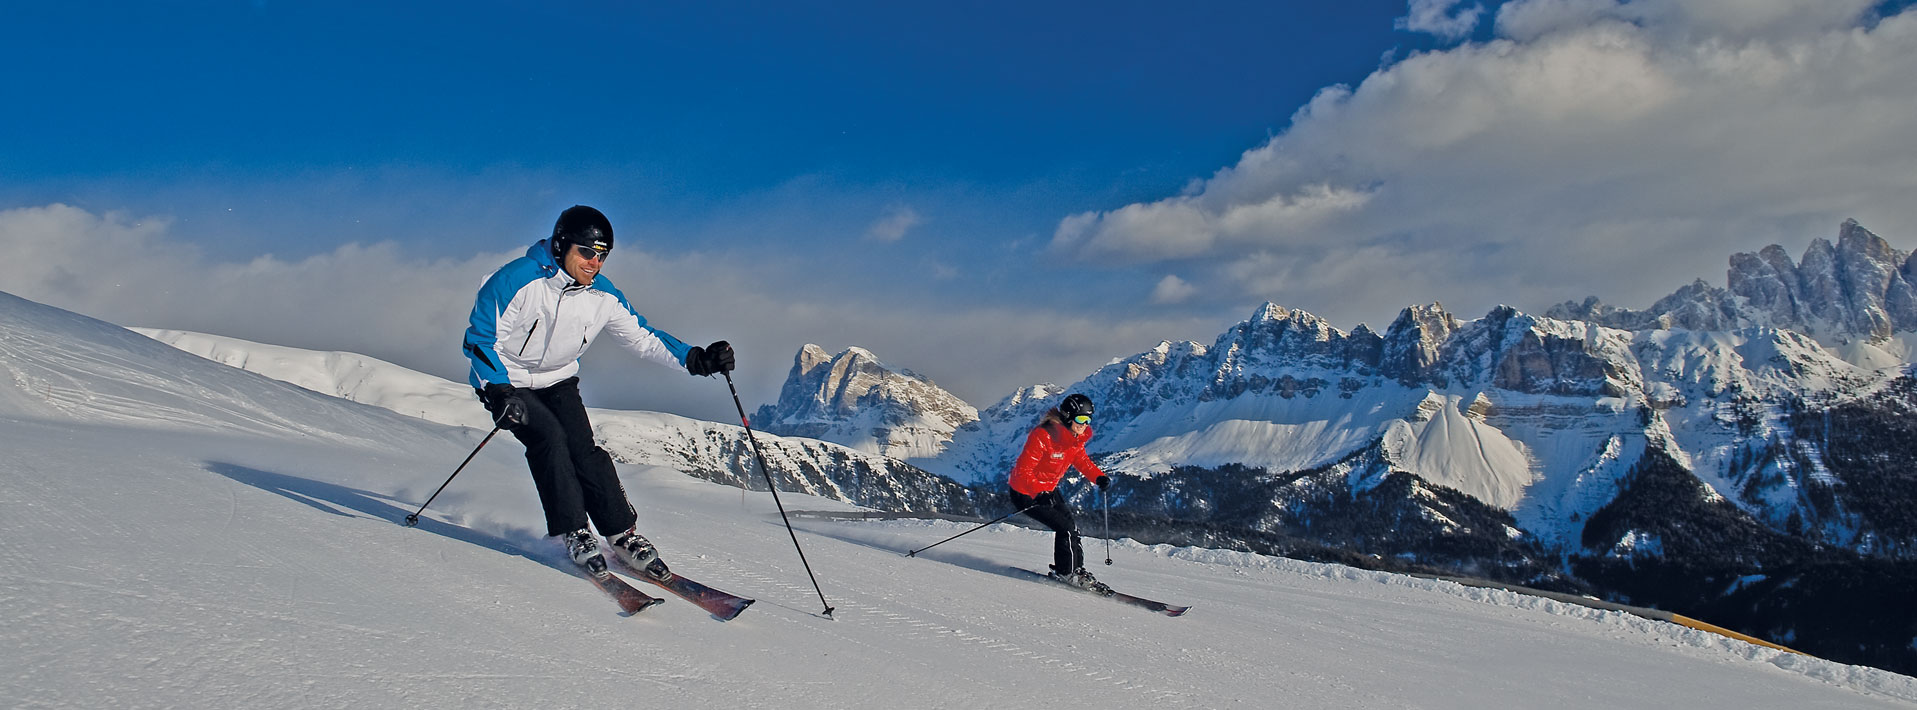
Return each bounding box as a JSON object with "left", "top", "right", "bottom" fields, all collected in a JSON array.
[{"left": 3, "top": 290, "right": 1912, "bottom": 708}]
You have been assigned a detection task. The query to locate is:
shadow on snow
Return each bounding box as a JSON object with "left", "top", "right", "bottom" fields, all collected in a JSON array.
[{"left": 203, "top": 461, "right": 572, "bottom": 576}]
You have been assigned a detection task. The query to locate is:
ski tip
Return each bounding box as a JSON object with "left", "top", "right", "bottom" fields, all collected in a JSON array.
[{"left": 714, "top": 599, "right": 755, "bottom": 621}]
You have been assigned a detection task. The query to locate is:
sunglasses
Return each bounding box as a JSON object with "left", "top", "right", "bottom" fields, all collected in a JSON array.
[
  {"left": 572, "top": 244, "right": 610, "bottom": 262},
  {"left": 1072, "top": 415, "right": 1091, "bottom": 425}
]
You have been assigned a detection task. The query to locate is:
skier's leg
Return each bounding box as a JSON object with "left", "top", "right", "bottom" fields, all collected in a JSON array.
[
  {"left": 533, "top": 378, "right": 640, "bottom": 535},
  {"left": 1052, "top": 493, "right": 1083, "bottom": 572},
  {"left": 1017, "top": 491, "right": 1078, "bottom": 574},
  {"left": 504, "top": 389, "right": 589, "bottom": 537}
]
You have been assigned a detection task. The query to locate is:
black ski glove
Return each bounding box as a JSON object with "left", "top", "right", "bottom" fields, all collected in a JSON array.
[
  {"left": 1095, "top": 475, "right": 1111, "bottom": 490},
  {"left": 480, "top": 383, "right": 528, "bottom": 428},
  {"left": 685, "top": 340, "right": 735, "bottom": 377}
]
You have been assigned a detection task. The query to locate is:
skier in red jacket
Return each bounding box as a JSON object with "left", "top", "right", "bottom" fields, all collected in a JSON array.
[{"left": 1008, "top": 393, "right": 1113, "bottom": 593}]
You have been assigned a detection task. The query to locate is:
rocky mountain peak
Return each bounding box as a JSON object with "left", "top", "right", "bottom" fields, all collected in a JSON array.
[
  {"left": 1552, "top": 220, "right": 1917, "bottom": 350},
  {"left": 1213, "top": 302, "right": 1371, "bottom": 376},
  {"left": 752, "top": 344, "right": 978, "bottom": 459},
  {"left": 1382, "top": 303, "right": 1459, "bottom": 383}
]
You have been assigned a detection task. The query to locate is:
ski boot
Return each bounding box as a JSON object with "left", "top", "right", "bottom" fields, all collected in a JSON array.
[
  {"left": 563, "top": 528, "right": 608, "bottom": 577},
  {"left": 1063, "top": 567, "right": 1115, "bottom": 596},
  {"left": 610, "top": 527, "right": 671, "bottom": 581}
]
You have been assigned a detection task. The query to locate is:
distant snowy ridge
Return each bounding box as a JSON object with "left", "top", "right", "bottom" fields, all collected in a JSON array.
[
  {"left": 136, "top": 327, "right": 976, "bottom": 514},
  {"left": 937, "top": 299, "right": 1894, "bottom": 548},
  {"left": 136, "top": 328, "right": 491, "bottom": 429},
  {"left": 776, "top": 222, "right": 1917, "bottom": 569}
]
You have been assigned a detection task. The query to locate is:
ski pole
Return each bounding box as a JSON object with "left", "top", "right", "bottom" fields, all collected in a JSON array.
[
  {"left": 404, "top": 426, "right": 501, "bottom": 527},
  {"left": 1102, "top": 486, "right": 1112, "bottom": 566},
  {"left": 905, "top": 502, "right": 1041, "bottom": 557},
  {"left": 722, "top": 370, "right": 836, "bottom": 618}
]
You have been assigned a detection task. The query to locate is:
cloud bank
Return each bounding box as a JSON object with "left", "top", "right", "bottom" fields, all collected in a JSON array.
[
  {"left": 0, "top": 204, "right": 1212, "bottom": 421},
  {"left": 1055, "top": 0, "right": 1917, "bottom": 328}
]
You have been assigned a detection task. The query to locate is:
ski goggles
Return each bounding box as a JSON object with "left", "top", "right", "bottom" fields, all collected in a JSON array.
[
  {"left": 1072, "top": 415, "right": 1091, "bottom": 425},
  {"left": 571, "top": 244, "right": 611, "bottom": 262}
]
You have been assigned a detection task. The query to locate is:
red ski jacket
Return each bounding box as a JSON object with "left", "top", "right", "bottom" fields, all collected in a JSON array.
[{"left": 1008, "top": 420, "right": 1108, "bottom": 497}]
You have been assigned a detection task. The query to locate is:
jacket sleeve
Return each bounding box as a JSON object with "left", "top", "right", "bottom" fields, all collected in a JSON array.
[
  {"left": 1071, "top": 431, "right": 1107, "bottom": 483},
  {"left": 595, "top": 280, "right": 693, "bottom": 370},
  {"left": 463, "top": 267, "right": 524, "bottom": 388}
]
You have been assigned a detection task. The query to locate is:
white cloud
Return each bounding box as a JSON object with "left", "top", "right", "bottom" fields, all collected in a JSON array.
[
  {"left": 0, "top": 203, "right": 1215, "bottom": 421},
  {"left": 1397, "top": 0, "right": 1486, "bottom": 42},
  {"left": 1150, "top": 274, "right": 1197, "bottom": 304},
  {"left": 1496, "top": 0, "right": 1881, "bottom": 42},
  {"left": 1053, "top": 2, "right": 1917, "bottom": 327},
  {"left": 866, "top": 205, "right": 922, "bottom": 242}
]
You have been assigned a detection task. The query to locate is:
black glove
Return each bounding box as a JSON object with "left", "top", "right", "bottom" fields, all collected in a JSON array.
[
  {"left": 1095, "top": 475, "right": 1111, "bottom": 490},
  {"left": 685, "top": 340, "right": 735, "bottom": 377},
  {"left": 480, "top": 383, "right": 528, "bottom": 428}
]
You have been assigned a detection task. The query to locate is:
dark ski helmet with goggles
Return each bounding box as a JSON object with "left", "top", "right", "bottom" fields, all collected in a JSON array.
[
  {"left": 1059, "top": 393, "right": 1095, "bottom": 425},
  {"left": 550, "top": 205, "right": 614, "bottom": 261}
]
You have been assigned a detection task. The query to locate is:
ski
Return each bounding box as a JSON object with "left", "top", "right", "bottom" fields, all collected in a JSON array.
[
  {"left": 614, "top": 557, "right": 755, "bottom": 621},
  {"left": 1013, "top": 568, "right": 1191, "bottom": 617},
  {"left": 586, "top": 567, "right": 666, "bottom": 615}
]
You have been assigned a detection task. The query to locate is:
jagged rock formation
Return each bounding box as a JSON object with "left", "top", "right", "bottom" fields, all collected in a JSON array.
[
  {"left": 751, "top": 344, "right": 978, "bottom": 460},
  {"left": 1550, "top": 220, "right": 1917, "bottom": 345}
]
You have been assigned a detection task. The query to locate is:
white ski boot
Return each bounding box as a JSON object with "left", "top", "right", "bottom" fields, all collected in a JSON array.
[
  {"left": 563, "top": 528, "right": 608, "bottom": 576},
  {"left": 609, "top": 528, "right": 670, "bottom": 581}
]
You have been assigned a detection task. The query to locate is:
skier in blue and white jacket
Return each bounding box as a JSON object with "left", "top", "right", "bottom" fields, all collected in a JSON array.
[{"left": 463, "top": 205, "right": 734, "bottom": 580}]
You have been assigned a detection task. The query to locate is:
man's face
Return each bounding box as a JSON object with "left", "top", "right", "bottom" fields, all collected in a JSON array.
[{"left": 561, "top": 243, "right": 606, "bottom": 284}]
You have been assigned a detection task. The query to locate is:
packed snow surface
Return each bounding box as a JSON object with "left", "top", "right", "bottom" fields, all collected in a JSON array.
[{"left": 5, "top": 291, "right": 1916, "bottom": 708}]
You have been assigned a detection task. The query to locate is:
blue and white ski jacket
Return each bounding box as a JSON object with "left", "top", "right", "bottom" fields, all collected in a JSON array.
[{"left": 464, "top": 240, "right": 693, "bottom": 390}]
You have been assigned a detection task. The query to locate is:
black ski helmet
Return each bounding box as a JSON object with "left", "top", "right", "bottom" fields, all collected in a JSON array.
[
  {"left": 1059, "top": 393, "right": 1095, "bottom": 423},
  {"left": 551, "top": 205, "right": 614, "bottom": 260}
]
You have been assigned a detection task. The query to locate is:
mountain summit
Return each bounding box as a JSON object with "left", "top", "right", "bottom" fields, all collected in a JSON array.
[
  {"left": 751, "top": 344, "right": 978, "bottom": 459},
  {"left": 1551, "top": 219, "right": 1917, "bottom": 353}
]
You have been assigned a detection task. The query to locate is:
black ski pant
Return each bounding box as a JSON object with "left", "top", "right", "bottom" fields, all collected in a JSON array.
[
  {"left": 1010, "top": 489, "right": 1083, "bottom": 574},
  {"left": 498, "top": 377, "right": 638, "bottom": 538}
]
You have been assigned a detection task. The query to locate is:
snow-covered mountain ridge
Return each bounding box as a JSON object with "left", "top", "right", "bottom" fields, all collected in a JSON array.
[
  {"left": 812, "top": 223, "right": 1916, "bottom": 558},
  {"left": 756, "top": 222, "right": 1917, "bottom": 674}
]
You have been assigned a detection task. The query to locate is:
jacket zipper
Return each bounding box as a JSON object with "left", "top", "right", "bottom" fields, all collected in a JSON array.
[
  {"left": 518, "top": 320, "right": 540, "bottom": 356},
  {"left": 534, "top": 288, "right": 572, "bottom": 370}
]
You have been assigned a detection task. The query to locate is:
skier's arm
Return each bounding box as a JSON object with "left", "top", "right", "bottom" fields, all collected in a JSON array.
[
  {"left": 597, "top": 283, "right": 693, "bottom": 370},
  {"left": 1071, "top": 439, "right": 1108, "bottom": 484},
  {"left": 463, "top": 268, "right": 526, "bottom": 387}
]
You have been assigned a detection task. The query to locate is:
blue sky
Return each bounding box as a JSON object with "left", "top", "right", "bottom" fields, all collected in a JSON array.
[
  {"left": 6, "top": 1, "right": 1917, "bottom": 419},
  {"left": 4, "top": 2, "right": 1422, "bottom": 259}
]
